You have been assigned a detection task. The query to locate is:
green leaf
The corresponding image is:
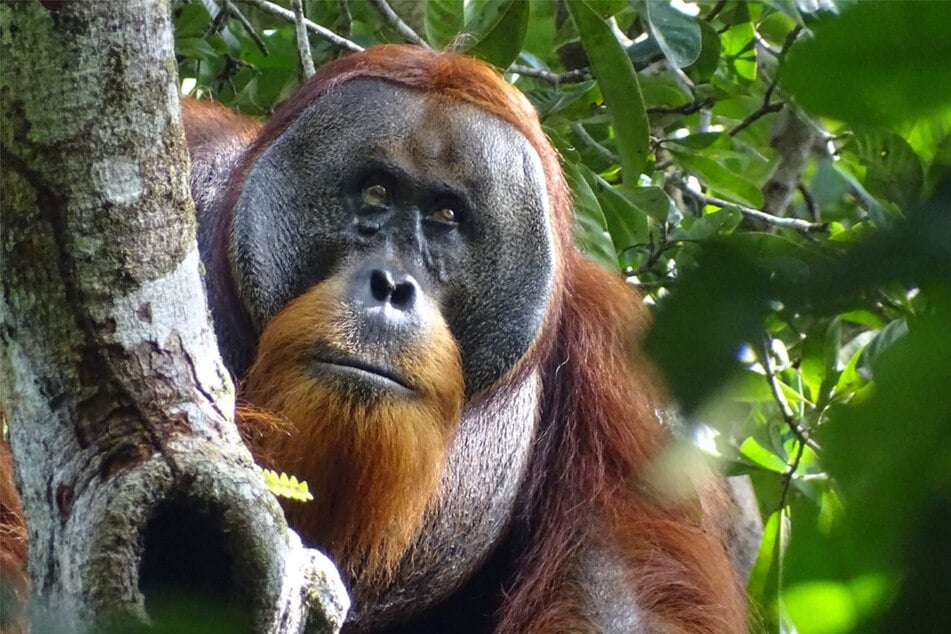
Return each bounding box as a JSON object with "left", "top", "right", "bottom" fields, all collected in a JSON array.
[
  {"left": 740, "top": 436, "right": 789, "bottom": 474},
  {"left": 176, "top": 37, "right": 218, "bottom": 62},
  {"left": 565, "top": 162, "right": 618, "bottom": 272},
  {"left": 645, "top": 242, "right": 772, "bottom": 413},
  {"left": 625, "top": 185, "right": 674, "bottom": 224},
  {"left": 685, "top": 19, "right": 721, "bottom": 82},
  {"left": 720, "top": 19, "right": 757, "bottom": 83},
  {"left": 464, "top": 0, "right": 530, "bottom": 69},
  {"left": 262, "top": 469, "right": 314, "bottom": 502},
  {"left": 800, "top": 318, "right": 841, "bottom": 406},
  {"left": 685, "top": 206, "right": 743, "bottom": 240},
  {"left": 859, "top": 318, "right": 908, "bottom": 379},
  {"left": 748, "top": 509, "right": 786, "bottom": 608},
  {"left": 173, "top": 2, "right": 213, "bottom": 39},
  {"left": 567, "top": 0, "right": 650, "bottom": 191},
  {"left": 588, "top": 174, "right": 651, "bottom": 251},
  {"left": 668, "top": 147, "right": 765, "bottom": 208},
  {"left": 820, "top": 294, "right": 951, "bottom": 627},
  {"left": 636, "top": 0, "right": 702, "bottom": 69},
  {"left": 425, "top": 0, "right": 464, "bottom": 49},
  {"left": 781, "top": 1, "right": 951, "bottom": 128}
]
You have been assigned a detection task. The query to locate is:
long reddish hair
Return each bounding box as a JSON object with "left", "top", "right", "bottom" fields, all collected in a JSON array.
[{"left": 232, "top": 45, "right": 745, "bottom": 633}]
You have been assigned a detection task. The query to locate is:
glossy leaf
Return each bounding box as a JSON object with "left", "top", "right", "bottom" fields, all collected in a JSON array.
[{"left": 637, "top": 0, "right": 702, "bottom": 68}]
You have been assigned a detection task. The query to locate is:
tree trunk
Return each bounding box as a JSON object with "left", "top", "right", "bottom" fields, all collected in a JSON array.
[{"left": 0, "top": 1, "right": 348, "bottom": 631}]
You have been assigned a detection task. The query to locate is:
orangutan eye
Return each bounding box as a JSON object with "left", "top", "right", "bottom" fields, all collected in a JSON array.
[
  {"left": 431, "top": 207, "right": 456, "bottom": 224},
  {"left": 362, "top": 183, "right": 389, "bottom": 208}
]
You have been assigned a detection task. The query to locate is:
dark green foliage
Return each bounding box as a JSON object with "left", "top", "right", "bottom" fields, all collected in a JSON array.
[{"left": 173, "top": 1, "right": 951, "bottom": 631}]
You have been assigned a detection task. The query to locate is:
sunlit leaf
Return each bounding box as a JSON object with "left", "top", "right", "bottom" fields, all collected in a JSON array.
[{"left": 668, "top": 147, "right": 764, "bottom": 208}]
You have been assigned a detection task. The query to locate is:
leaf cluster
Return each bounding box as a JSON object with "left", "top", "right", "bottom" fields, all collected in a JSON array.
[{"left": 173, "top": 2, "right": 951, "bottom": 631}]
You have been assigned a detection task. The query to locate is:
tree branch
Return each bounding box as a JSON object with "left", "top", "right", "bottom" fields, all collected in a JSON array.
[
  {"left": 674, "top": 179, "right": 827, "bottom": 232},
  {"left": 213, "top": 0, "right": 269, "bottom": 56},
  {"left": 238, "top": 0, "right": 364, "bottom": 53},
  {"left": 760, "top": 337, "right": 821, "bottom": 453},
  {"left": 1, "top": 2, "right": 348, "bottom": 630},
  {"left": 572, "top": 123, "right": 618, "bottom": 165},
  {"left": 290, "top": 0, "right": 316, "bottom": 79},
  {"left": 507, "top": 64, "right": 591, "bottom": 85},
  {"left": 368, "top": 0, "right": 429, "bottom": 48},
  {"left": 729, "top": 27, "right": 802, "bottom": 137}
]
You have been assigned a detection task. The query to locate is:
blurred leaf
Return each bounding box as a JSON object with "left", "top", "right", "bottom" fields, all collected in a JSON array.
[
  {"left": 626, "top": 186, "right": 674, "bottom": 224},
  {"left": 843, "top": 129, "right": 924, "bottom": 210},
  {"left": 799, "top": 318, "right": 841, "bottom": 405},
  {"left": 568, "top": 0, "right": 650, "bottom": 189},
  {"left": 783, "top": 580, "right": 870, "bottom": 634},
  {"left": 173, "top": 2, "right": 213, "bottom": 39},
  {"left": 858, "top": 318, "right": 907, "bottom": 378},
  {"left": 645, "top": 242, "right": 771, "bottom": 413},
  {"left": 748, "top": 509, "right": 787, "bottom": 619},
  {"left": 781, "top": 1, "right": 951, "bottom": 128},
  {"left": 176, "top": 37, "right": 218, "bottom": 61}
]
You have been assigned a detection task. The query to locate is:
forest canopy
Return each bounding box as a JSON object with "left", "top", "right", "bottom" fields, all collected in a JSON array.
[{"left": 180, "top": 1, "right": 950, "bottom": 631}]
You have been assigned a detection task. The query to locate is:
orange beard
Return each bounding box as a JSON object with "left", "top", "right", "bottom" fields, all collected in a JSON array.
[{"left": 237, "top": 277, "right": 464, "bottom": 586}]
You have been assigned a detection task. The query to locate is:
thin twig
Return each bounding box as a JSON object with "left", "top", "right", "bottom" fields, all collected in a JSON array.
[
  {"left": 760, "top": 336, "right": 821, "bottom": 452},
  {"left": 572, "top": 123, "right": 618, "bottom": 165},
  {"left": 729, "top": 101, "right": 784, "bottom": 137},
  {"left": 780, "top": 437, "right": 808, "bottom": 509},
  {"left": 507, "top": 64, "right": 591, "bottom": 85},
  {"left": 647, "top": 99, "right": 714, "bottom": 116},
  {"left": 368, "top": 0, "right": 429, "bottom": 48},
  {"left": 238, "top": 0, "right": 364, "bottom": 53},
  {"left": 675, "top": 180, "right": 827, "bottom": 232},
  {"left": 290, "top": 0, "right": 316, "bottom": 78},
  {"left": 210, "top": 0, "right": 269, "bottom": 56},
  {"left": 729, "top": 26, "right": 802, "bottom": 136},
  {"left": 798, "top": 183, "right": 818, "bottom": 221},
  {"left": 336, "top": 0, "right": 352, "bottom": 39},
  {"left": 703, "top": 0, "right": 728, "bottom": 23}
]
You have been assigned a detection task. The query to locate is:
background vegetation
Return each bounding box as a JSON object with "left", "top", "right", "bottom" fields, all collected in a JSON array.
[{"left": 173, "top": 1, "right": 951, "bottom": 632}]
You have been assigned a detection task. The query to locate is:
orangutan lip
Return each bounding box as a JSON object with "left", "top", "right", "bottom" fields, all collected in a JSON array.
[{"left": 312, "top": 356, "right": 415, "bottom": 393}]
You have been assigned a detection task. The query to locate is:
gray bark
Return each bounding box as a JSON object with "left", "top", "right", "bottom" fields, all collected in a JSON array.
[{"left": 0, "top": 1, "right": 347, "bottom": 631}]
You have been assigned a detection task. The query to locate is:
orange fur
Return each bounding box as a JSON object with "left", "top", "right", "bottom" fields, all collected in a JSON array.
[
  {"left": 238, "top": 274, "right": 463, "bottom": 584},
  {"left": 498, "top": 259, "right": 745, "bottom": 633},
  {"left": 0, "top": 438, "right": 28, "bottom": 634},
  {"left": 218, "top": 45, "right": 746, "bottom": 632},
  {"left": 2, "top": 46, "right": 748, "bottom": 634}
]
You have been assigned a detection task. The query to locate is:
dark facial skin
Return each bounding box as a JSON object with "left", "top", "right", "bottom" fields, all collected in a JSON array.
[{"left": 230, "top": 77, "right": 556, "bottom": 396}]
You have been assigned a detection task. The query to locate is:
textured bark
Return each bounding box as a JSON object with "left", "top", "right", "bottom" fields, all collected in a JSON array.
[{"left": 0, "top": 1, "right": 347, "bottom": 632}]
